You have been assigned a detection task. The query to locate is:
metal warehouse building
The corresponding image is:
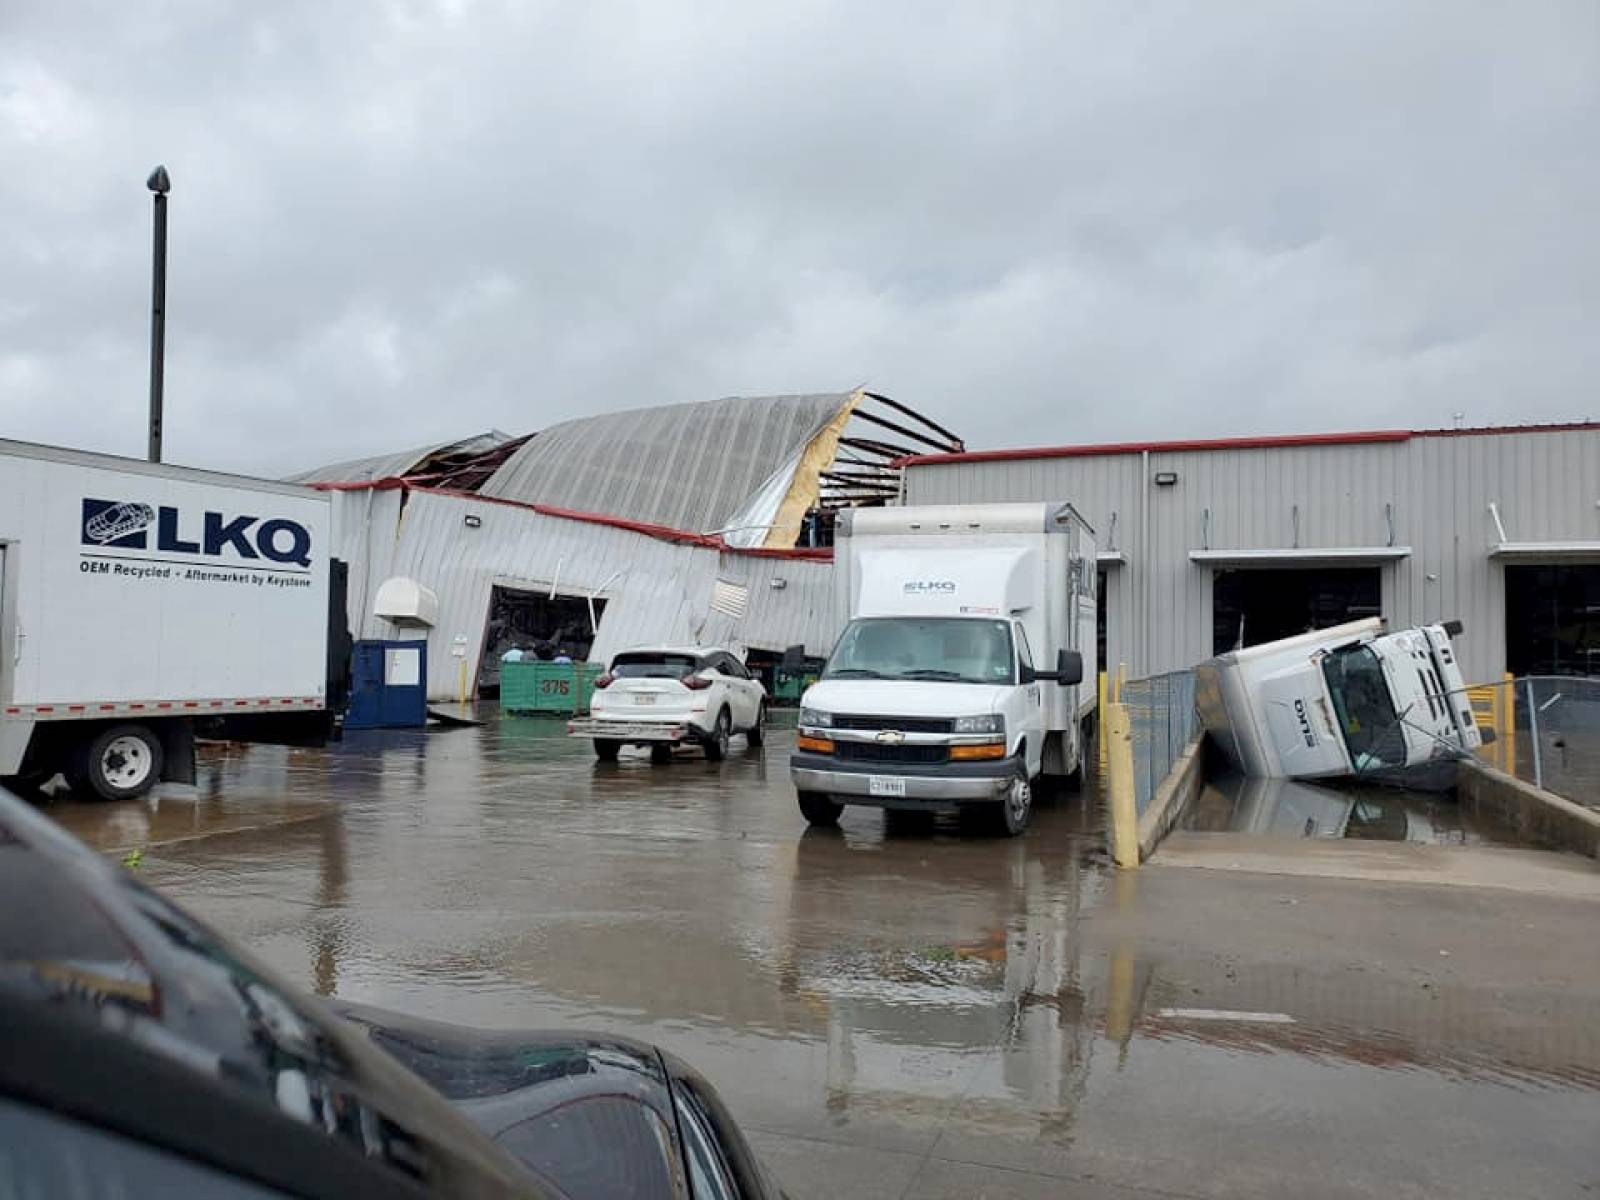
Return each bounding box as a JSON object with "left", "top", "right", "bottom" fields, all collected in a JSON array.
[
  {"left": 300, "top": 390, "right": 962, "bottom": 700},
  {"left": 901, "top": 423, "right": 1600, "bottom": 685}
]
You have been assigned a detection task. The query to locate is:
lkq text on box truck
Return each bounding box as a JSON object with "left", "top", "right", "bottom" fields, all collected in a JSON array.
[
  {"left": 1, "top": 439, "right": 349, "bottom": 800},
  {"left": 790, "top": 502, "right": 1097, "bottom": 836}
]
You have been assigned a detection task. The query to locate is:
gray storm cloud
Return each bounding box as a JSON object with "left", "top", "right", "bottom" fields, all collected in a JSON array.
[{"left": 2, "top": 0, "right": 1596, "bottom": 475}]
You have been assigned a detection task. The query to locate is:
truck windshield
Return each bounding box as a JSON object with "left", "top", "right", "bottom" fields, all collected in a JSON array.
[
  {"left": 1321, "top": 645, "right": 1406, "bottom": 770},
  {"left": 824, "top": 618, "right": 1014, "bottom": 685}
]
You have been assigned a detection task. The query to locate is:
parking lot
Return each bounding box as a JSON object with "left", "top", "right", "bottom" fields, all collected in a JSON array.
[{"left": 45, "top": 714, "right": 1600, "bottom": 1200}]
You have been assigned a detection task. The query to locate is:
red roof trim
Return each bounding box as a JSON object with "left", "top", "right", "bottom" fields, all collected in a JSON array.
[
  {"left": 312, "top": 480, "right": 833, "bottom": 561},
  {"left": 896, "top": 420, "right": 1600, "bottom": 468}
]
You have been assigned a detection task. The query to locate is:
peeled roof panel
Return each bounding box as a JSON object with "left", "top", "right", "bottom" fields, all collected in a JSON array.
[
  {"left": 285, "top": 431, "right": 513, "bottom": 485},
  {"left": 480, "top": 393, "right": 850, "bottom": 532}
]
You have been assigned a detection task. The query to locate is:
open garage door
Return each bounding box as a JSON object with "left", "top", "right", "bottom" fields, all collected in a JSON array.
[
  {"left": 477, "top": 584, "right": 608, "bottom": 694},
  {"left": 1212, "top": 567, "right": 1381, "bottom": 654},
  {"left": 1506, "top": 564, "right": 1600, "bottom": 676}
]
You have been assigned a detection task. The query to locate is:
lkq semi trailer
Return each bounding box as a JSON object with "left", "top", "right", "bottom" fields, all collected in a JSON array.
[
  {"left": 791, "top": 502, "right": 1096, "bottom": 836},
  {"left": 1, "top": 440, "right": 349, "bottom": 800}
]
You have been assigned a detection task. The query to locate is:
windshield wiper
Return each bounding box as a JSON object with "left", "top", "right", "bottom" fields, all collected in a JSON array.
[
  {"left": 827, "top": 667, "right": 887, "bottom": 678},
  {"left": 898, "top": 669, "right": 989, "bottom": 683}
]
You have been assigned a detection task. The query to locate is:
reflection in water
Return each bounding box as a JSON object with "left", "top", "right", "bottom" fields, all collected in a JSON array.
[{"left": 1185, "top": 773, "right": 1511, "bottom": 845}]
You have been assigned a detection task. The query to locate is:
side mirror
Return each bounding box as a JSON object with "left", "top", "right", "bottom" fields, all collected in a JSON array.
[
  {"left": 1054, "top": 649, "right": 1083, "bottom": 687},
  {"left": 1019, "top": 664, "right": 1038, "bottom": 685}
]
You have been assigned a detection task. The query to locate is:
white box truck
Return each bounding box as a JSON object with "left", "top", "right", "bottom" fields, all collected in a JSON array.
[
  {"left": 1, "top": 439, "right": 346, "bottom": 800},
  {"left": 1195, "top": 616, "right": 1484, "bottom": 780},
  {"left": 790, "top": 502, "right": 1096, "bottom": 835}
]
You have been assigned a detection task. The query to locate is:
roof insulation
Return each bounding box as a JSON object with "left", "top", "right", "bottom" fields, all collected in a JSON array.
[{"left": 478, "top": 393, "right": 852, "bottom": 535}]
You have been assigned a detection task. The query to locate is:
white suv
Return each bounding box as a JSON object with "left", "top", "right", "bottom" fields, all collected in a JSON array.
[{"left": 568, "top": 647, "right": 767, "bottom": 762}]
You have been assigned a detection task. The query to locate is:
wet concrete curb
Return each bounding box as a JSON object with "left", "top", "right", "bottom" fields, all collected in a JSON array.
[
  {"left": 1138, "top": 733, "right": 1204, "bottom": 862},
  {"left": 1457, "top": 759, "right": 1600, "bottom": 859}
]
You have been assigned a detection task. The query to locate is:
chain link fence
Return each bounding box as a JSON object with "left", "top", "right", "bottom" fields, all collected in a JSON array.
[
  {"left": 1116, "top": 669, "right": 1199, "bottom": 817},
  {"left": 1467, "top": 675, "right": 1600, "bottom": 808}
]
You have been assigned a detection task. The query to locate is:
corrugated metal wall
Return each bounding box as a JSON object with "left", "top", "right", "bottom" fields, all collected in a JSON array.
[
  {"left": 329, "top": 489, "right": 839, "bottom": 699},
  {"left": 905, "top": 428, "right": 1600, "bottom": 681}
]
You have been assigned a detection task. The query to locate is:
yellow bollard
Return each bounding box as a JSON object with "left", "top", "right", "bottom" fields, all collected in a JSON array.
[
  {"left": 1501, "top": 671, "right": 1516, "bottom": 777},
  {"left": 1097, "top": 671, "right": 1109, "bottom": 773},
  {"left": 457, "top": 659, "right": 469, "bottom": 707},
  {"left": 1105, "top": 701, "right": 1140, "bottom": 868}
]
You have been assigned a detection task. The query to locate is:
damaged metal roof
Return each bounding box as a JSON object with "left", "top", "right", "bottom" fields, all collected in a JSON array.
[
  {"left": 285, "top": 431, "right": 514, "bottom": 486},
  {"left": 478, "top": 393, "right": 852, "bottom": 535}
]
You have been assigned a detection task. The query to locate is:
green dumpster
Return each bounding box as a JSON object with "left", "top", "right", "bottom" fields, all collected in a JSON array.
[
  {"left": 774, "top": 668, "right": 820, "bottom": 703},
  {"left": 501, "top": 661, "right": 604, "bottom": 715}
]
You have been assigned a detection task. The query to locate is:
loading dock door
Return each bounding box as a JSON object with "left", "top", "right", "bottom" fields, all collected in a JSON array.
[
  {"left": 1212, "top": 567, "right": 1381, "bottom": 654},
  {"left": 1506, "top": 564, "right": 1600, "bottom": 675}
]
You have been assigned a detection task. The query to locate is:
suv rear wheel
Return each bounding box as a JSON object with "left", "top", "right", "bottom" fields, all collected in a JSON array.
[{"left": 704, "top": 709, "right": 732, "bottom": 761}]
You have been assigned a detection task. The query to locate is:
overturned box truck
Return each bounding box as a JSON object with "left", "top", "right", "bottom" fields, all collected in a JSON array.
[
  {"left": 1195, "top": 617, "right": 1484, "bottom": 781},
  {"left": 1, "top": 440, "right": 349, "bottom": 801},
  {"left": 791, "top": 502, "right": 1096, "bottom": 836}
]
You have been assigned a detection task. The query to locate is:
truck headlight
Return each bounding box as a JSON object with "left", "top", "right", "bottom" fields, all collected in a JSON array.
[
  {"left": 799, "top": 707, "right": 833, "bottom": 729},
  {"left": 954, "top": 714, "right": 1004, "bottom": 735}
]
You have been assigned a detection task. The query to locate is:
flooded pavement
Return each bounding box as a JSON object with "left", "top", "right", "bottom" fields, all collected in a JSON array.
[{"left": 37, "top": 714, "right": 1600, "bottom": 1199}]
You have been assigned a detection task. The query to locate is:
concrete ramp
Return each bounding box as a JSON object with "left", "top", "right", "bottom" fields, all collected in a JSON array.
[{"left": 1154, "top": 832, "right": 1600, "bottom": 900}]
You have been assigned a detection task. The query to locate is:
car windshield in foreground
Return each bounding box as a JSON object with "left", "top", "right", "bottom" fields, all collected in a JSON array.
[
  {"left": 612, "top": 654, "right": 699, "bottom": 679},
  {"left": 824, "top": 618, "right": 1014, "bottom": 685}
]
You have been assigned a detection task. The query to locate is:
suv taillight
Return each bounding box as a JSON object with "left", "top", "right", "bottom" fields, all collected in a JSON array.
[
  {"left": 594, "top": 673, "right": 614, "bottom": 689},
  {"left": 682, "top": 674, "right": 711, "bottom": 690}
]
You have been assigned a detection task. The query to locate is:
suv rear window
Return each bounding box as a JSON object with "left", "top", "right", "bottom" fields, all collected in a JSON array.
[{"left": 611, "top": 653, "right": 700, "bottom": 679}]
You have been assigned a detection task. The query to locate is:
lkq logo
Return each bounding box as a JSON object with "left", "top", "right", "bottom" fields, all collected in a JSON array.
[
  {"left": 1292, "top": 698, "right": 1316, "bottom": 748},
  {"left": 902, "top": 579, "right": 957, "bottom": 595},
  {"left": 81, "top": 498, "right": 313, "bottom": 569}
]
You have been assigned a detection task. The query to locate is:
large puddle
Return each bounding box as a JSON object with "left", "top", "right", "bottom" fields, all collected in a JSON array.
[{"left": 25, "top": 711, "right": 1600, "bottom": 1198}]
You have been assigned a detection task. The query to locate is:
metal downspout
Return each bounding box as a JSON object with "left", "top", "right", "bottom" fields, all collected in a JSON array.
[{"left": 1140, "top": 449, "right": 1150, "bottom": 676}]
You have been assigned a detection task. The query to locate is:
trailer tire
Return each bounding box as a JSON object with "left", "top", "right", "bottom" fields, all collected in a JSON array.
[
  {"left": 797, "top": 791, "right": 842, "bottom": 827},
  {"left": 593, "top": 739, "right": 622, "bottom": 762},
  {"left": 72, "top": 724, "right": 163, "bottom": 802}
]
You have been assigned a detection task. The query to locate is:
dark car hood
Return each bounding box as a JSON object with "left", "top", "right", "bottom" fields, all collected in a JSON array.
[
  {"left": 333, "top": 1002, "right": 783, "bottom": 1199},
  {"left": 330, "top": 1001, "right": 675, "bottom": 1134}
]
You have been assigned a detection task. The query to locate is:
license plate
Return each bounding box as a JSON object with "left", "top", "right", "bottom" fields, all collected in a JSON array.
[
  {"left": 869, "top": 776, "right": 906, "bottom": 798},
  {"left": 634, "top": 693, "right": 657, "bottom": 705}
]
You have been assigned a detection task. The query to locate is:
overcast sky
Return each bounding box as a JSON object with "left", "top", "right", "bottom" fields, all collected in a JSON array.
[{"left": 2, "top": 2, "right": 1596, "bottom": 477}]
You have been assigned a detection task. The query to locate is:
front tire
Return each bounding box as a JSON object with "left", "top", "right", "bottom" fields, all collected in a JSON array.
[
  {"left": 72, "top": 724, "right": 163, "bottom": 801},
  {"left": 704, "top": 708, "right": 732, "bottom": 761},
  {"left": 797, "top": 791, "right": 842, "bottom": 827},
  {"left": 990, "top": 768, "right": 1032, "bottom": 837}
]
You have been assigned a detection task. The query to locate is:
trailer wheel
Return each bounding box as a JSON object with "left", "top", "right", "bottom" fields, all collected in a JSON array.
[
  {"left": 73, "top": 724, "right": 163, "bottom": 801},
  {"left": 593, "top": 739, "right": 622, "bottom": 762}
]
